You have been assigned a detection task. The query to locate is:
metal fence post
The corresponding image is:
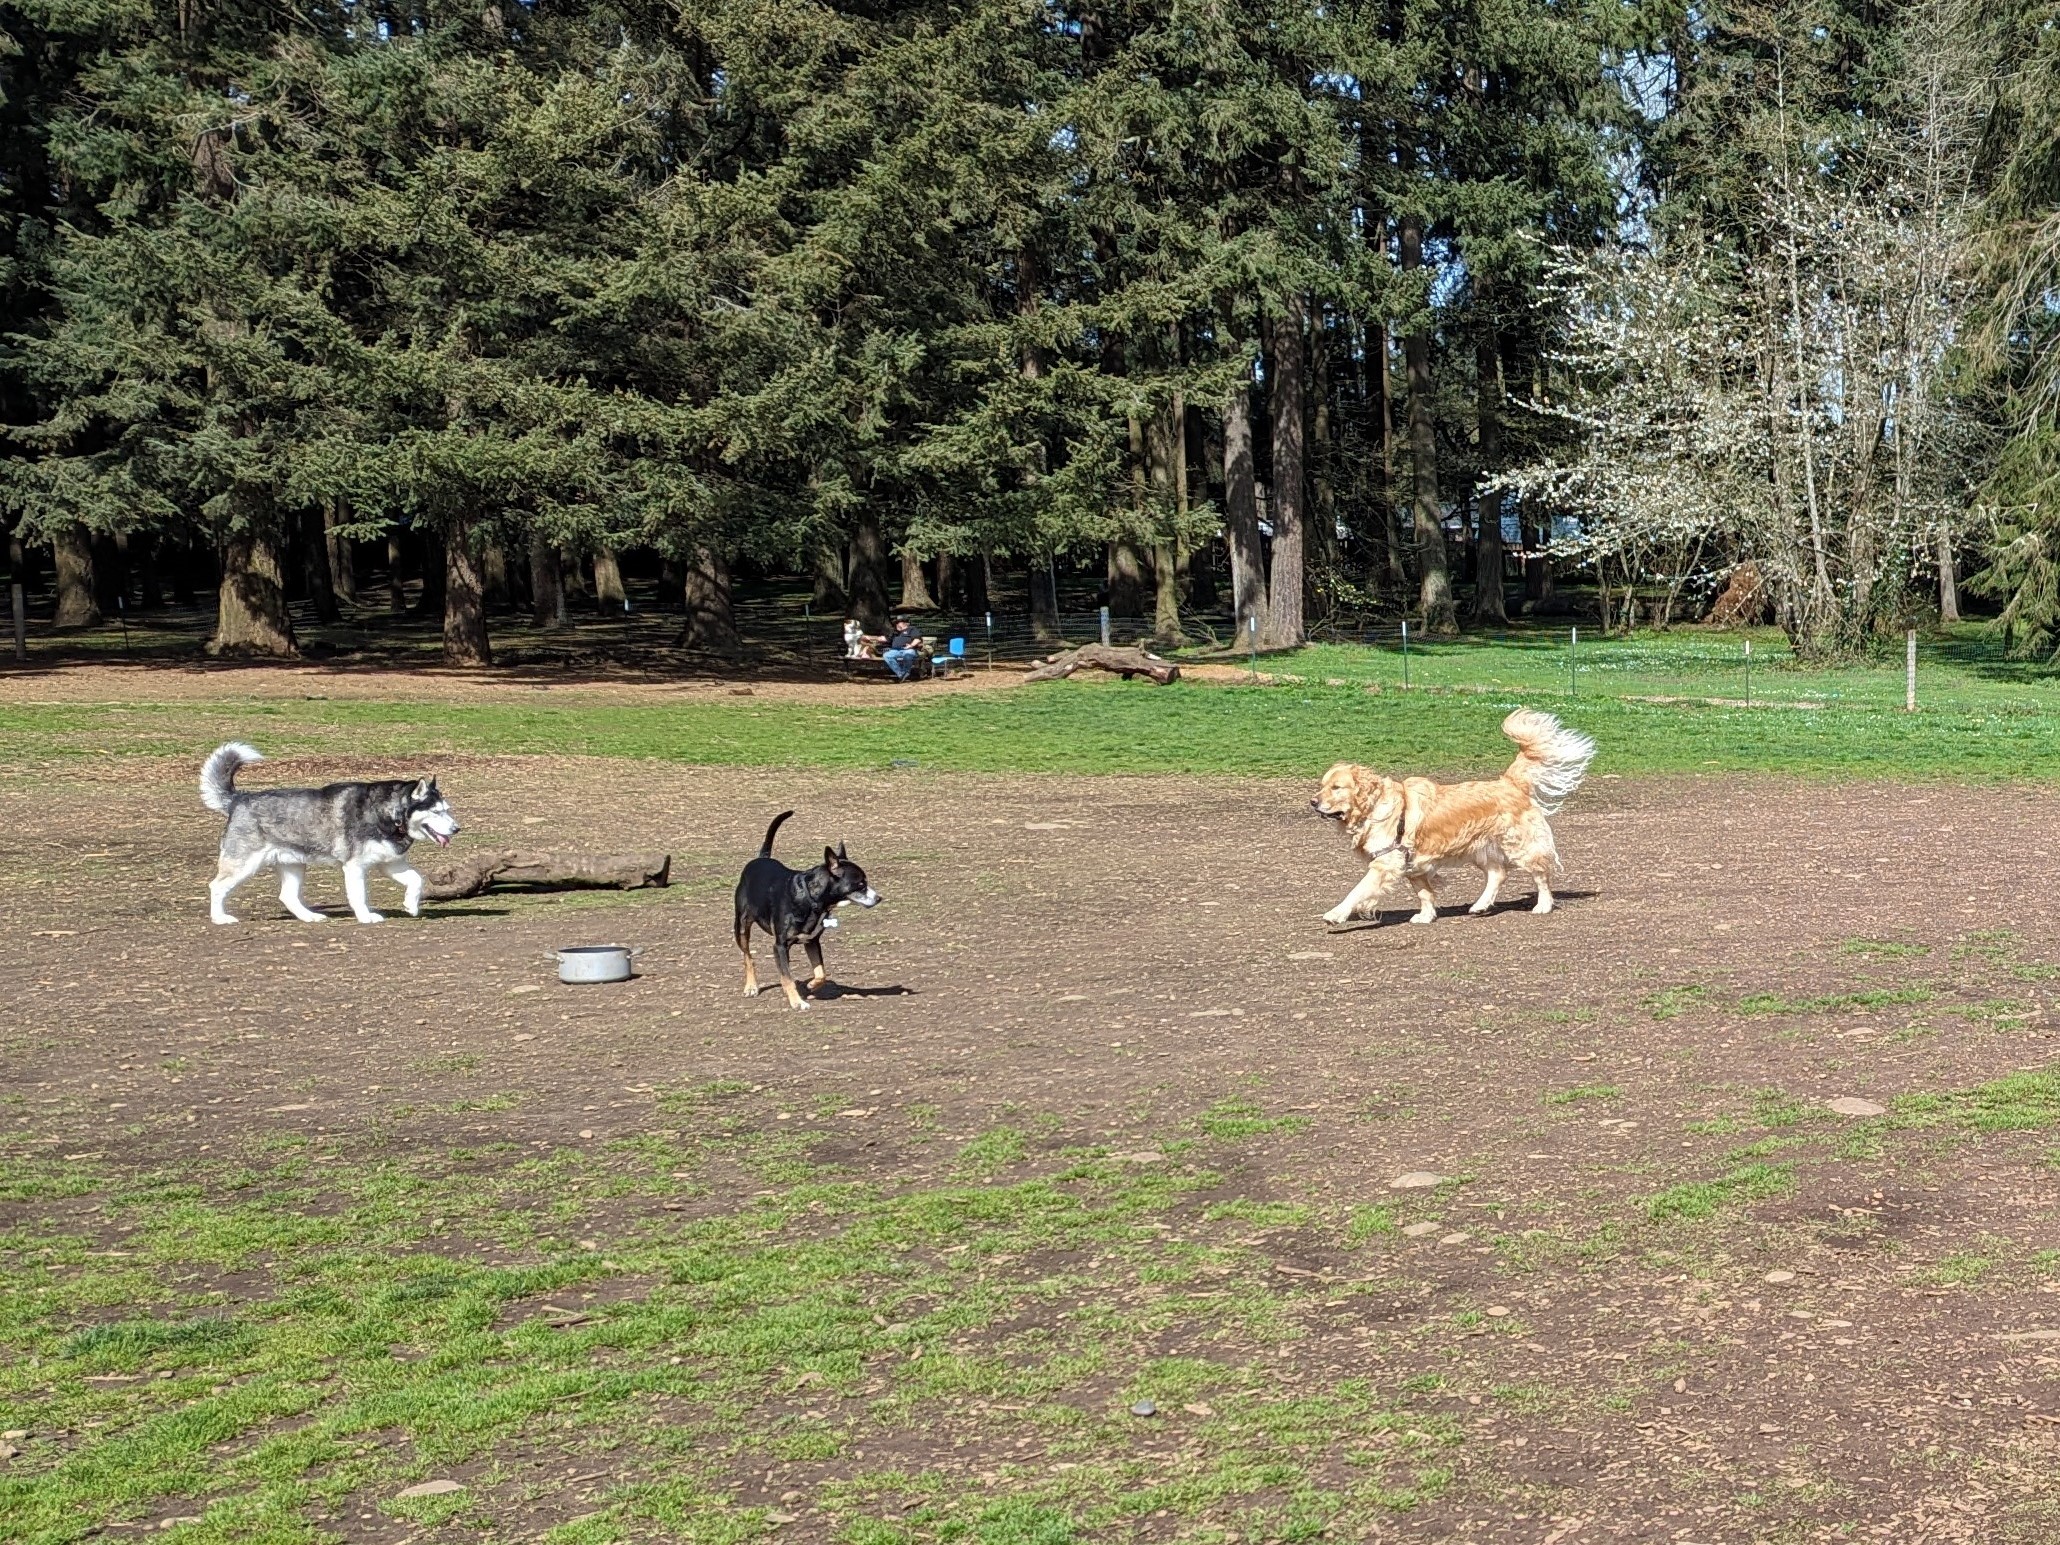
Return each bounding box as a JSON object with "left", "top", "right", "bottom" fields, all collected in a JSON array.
[
  {"left": 1906, "top": 629, "right": 1917, "bottom": 712},
  {"left": 1100, "top": 606, "right": 1111, "bottom": 647},
  {"left": 1401, "top": 619, "right": 1410, "bottom": 689}
]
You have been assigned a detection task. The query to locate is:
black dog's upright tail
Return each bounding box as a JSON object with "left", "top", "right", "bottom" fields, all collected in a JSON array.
[{"left": 760, "top": 810, "right": 795, "bottom": 856}]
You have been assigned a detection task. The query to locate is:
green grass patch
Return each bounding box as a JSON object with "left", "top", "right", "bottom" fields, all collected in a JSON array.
[
  {"left": 1643, "top": 986, "right": 1709, "bottom": 1022},
  {"left": 1895, "top": 1072, "right": 2060, "bottom": 1132},
  {"left": 1200, "top": 1199, "right": 1313, "bottom": 1228},
  {"left": 0, "top": 1096, "right": 1474, "bottom": 1545},
  {"left": 1196, "top": 1097, "right": 1311, "bottom": 1142},
  {"left": 1750, "top": 1090, "right": 1818, "bottom": 1129},
  {"left": 1842, "top": 938, "right": 1930, "bottom": 959},
  {"left": 1643, "top": 1162, "right": 1796, "bottom": 1223},
  {"left": 8, "top": 623, "right": 2060, "bottom": 782},
  {"left": 1344, "top": 1206, "right": 1398, "bottom": 1245},
  {"left": 953, "top": 1125, "right": 1029, "bottom": 1179},
  {"left": 1737, "top": 987, "right": 1934, "bottom": 1016},
  {"left": 1545, "top": 1084, "right": 1622, "bottom": 1106},
  {"left": 1924, "top": 1251, "right": 1996, "bottom": 1286},
  {"left": 1959, "top": 998, "right": 2034, "bottom": 1029}
]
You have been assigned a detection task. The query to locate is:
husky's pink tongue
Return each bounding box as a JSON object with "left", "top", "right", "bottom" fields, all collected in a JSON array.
[{"left": 432, "top": 832, "right": 450, "bottom": 847}]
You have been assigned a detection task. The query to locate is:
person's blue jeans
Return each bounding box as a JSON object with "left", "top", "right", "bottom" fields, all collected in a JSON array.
[{"left": 884, "top": 647, "right": 920, "bottom": 681}]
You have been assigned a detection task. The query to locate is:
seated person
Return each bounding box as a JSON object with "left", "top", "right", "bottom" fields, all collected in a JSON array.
[{"left": 882, "top": 617, "right": 925, "bottom": 681}]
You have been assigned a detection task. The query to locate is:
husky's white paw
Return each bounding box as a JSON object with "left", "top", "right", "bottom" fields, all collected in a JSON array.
[
  {"left": 1410, "top": 908, "right": 1438, "bottom": 925},
  {"left": 354, "top": 912, "right": 386, "bottom": 925},
  {"left": 1322, "top": 905, "right": 1352, "bottom": 926},
  {"left": 211, "top": 912, "right": 238, "bottom": 926}
]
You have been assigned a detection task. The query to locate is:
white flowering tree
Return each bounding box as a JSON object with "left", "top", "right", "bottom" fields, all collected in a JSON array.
[{"left": 1498, "top": 0, "right": 1982, "bottom": 654}]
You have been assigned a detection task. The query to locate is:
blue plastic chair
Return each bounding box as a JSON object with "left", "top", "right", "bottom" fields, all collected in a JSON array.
[{"left": 934, "top": 637, "right": 967, "bottom": 678}]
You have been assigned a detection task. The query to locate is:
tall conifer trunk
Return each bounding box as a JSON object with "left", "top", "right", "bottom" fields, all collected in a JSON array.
[
  {"left": 1401, "top": 211, "right": 1455, "bottom": 633},
  {"left": 849, "top": 512, "right": 892, "bottom": 632},
  {"left": 900, "top": 549, "right": 935, "bottom": 610},
  {"left": 51, "top": 527, "right": 100, "bottom": 628},
  {"left": 325, "top": 497, "right": 356, "bottom": 606},
  {"left": 209, "top": 505, "right": 297, "bottom": 657},
  {"left": 1223, "top": 351, "right": 1268, "bottom": 640},
  {"left": 1471, "top": 328, "right": 1509, "bottom": 624},
  {"left": 443, "top": 517, "right": 493, "bottom": 666},
  {"left": 529, "top": 530, "right": 565, "bottom": 628},
  {"left": 593, "top": 546, "right": 626, "bottom": 608},
  {"left": 683, "top": 546, "right": 737, "bottom": 649},
  {"left": 1262, "top": 293, "right": 1308, "bottom": 647},
  {"left": 301, "top": 506, "right": 340, "bottom": 622}
]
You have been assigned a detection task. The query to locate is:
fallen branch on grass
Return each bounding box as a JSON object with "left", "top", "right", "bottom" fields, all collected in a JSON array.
[
  {"left": 1023, "top": 644, "right": 1181, "bottom": 685},
  {"left": 418, "top": 851, "right": 672, "bottom": 901}
]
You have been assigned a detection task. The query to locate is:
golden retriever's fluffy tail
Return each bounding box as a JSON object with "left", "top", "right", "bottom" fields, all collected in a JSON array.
[{"left": 1501, "top": 709, "right": 1595, "bottom": 814}]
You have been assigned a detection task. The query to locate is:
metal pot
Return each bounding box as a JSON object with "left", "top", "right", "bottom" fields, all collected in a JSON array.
[{"left": 555, "top": 945, "right": 635, "bottom": 984}]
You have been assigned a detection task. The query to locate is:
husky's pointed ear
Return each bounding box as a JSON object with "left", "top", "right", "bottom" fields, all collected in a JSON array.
[
  {"left": 413, "top": 777, "right": 433, "bottom": 800},
  {"left": 824, "top": 846, "right": 842, "bottom": 871}
]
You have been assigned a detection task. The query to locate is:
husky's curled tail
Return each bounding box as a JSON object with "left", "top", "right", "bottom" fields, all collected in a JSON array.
[
  {"left": 1499, "top": 710, "right": 1595, "bottom": 815},
  {"left": 200, "top": 742, "right": 264, "bottom": 814}
]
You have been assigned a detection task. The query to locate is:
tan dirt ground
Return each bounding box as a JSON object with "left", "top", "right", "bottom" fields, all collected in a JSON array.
[{"left": 6, "top": 746, "right": 2060, "bottom": 1539}]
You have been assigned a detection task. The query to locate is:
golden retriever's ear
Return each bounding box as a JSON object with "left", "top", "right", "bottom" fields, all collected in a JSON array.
[
  {"left": 1370, "top": 775, "right": 1412, "bottom": 833},
  {"left": 1345, "top": 767, "right": 1383, "bottom": 827}
]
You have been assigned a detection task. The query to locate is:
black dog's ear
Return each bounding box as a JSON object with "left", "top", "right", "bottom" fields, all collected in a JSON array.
[
  {"left": 837, "top": 840, "right": 848, "bottom": 859},
  {"left": 824, "top": 846, "right": 842, "bottom": 871}
]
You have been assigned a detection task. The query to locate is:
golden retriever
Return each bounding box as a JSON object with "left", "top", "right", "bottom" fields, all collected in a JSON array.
[{"left": 1311, "top": 708, "right": 1595, "bottom": 925}]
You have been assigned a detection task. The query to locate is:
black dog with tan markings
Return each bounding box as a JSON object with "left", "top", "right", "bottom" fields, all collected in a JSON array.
[{"left": 733, "top": 811, "right": 880, "bottom": 1010}]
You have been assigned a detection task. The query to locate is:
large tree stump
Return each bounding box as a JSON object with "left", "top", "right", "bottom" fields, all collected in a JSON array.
[
  {"left": 1707, "top": 561, "right": 1770, "bottom": 627},
  {"left": 418, "top": 850, "right": 671, "bottom": 901},
  {"left": 1024, "top": 643, "right": 1181, "bottom": 685}
]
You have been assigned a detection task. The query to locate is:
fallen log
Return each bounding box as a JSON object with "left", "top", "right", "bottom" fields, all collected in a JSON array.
[
  {"left": 418, "top": 850, "right": 672, "bottom": 901},
  {"left": 1024, "top": 643, "right": 1181, "bottom": 685}
]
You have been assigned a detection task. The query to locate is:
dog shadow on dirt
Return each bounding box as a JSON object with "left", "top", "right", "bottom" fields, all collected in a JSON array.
[
  {"left": 1326, "top": 890, "right": 1600, "bottom": 931},
  {"left": 808, "top": 982, "right": 917, "bottom": 1000}
]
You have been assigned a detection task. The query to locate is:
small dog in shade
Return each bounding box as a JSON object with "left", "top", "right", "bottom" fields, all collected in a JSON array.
[
  {"left": 1311, "top": 709, "right": 1595, "bottom": 925},
  {"left": 734, "top": 811, "right": 880, "bottom": 1010},
  {"left": 200, "top": 742, "right": 459, "bottom": 924}
]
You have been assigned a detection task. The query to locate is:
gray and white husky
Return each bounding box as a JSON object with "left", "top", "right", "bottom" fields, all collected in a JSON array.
[{"left": 200, "top": 743, "right": 460, "bottom": 925}]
